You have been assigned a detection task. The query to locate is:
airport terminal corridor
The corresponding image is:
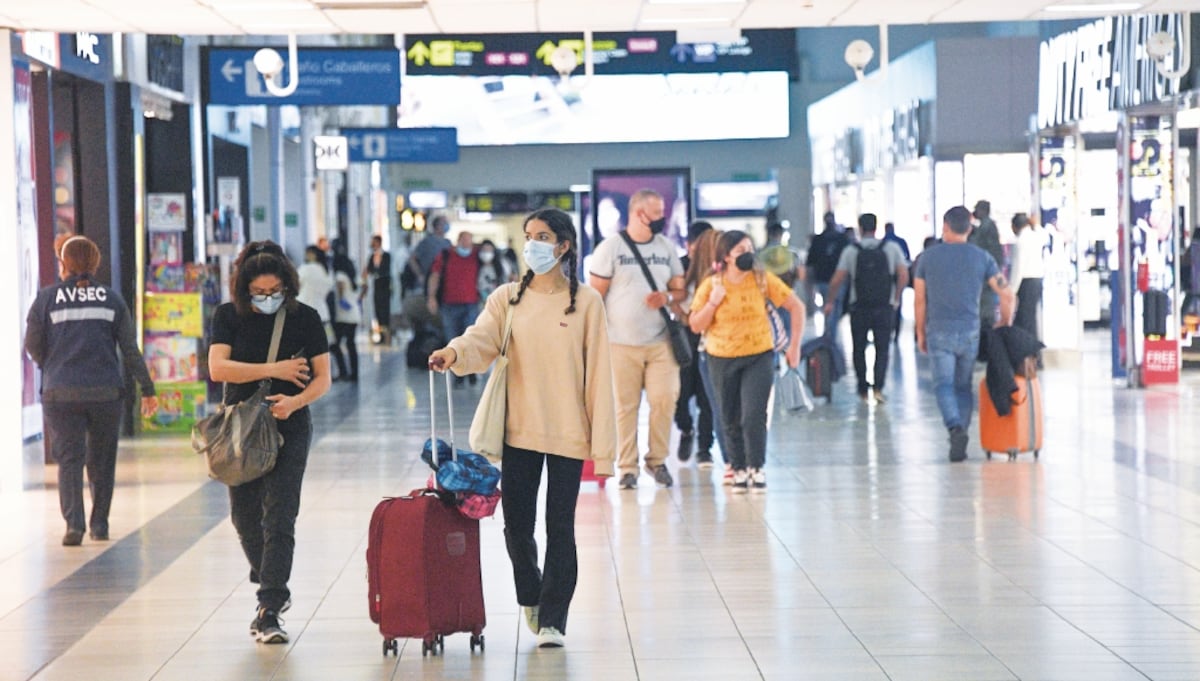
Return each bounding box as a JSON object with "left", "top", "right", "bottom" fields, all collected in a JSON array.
[{"left": 4, "top": 334, "right": 1200, "bottom": 681}]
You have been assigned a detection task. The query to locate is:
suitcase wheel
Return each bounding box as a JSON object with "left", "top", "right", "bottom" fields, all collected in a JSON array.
[
  {"left": 470, "top": 633, "right": 485, "bottom": 653},
  {"left": 985, "top": 451, "right": 992, "bottom": 460},
  {"left": 422, "top": 636, "right": 442, "bottom": 657},
  {"left": 383, "top": 638, "right": 398, "bottom": 657},
  {"left": 1034, "top": 449, "right": 1040, "bottom": 460},
  {"left": 1007, "top": 449, "right": 1018, "bottom": 462}
]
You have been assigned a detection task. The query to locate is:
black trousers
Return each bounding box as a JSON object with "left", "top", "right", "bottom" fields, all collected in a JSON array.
[
  {"left": 707, "top": 351, "right": 774, "bottom": 471},
  {"left": 229, "top": 409, "right": 312, "bottom": 611},
  {"left": 501, "top": 444, "right": 583, "bottom": 633},
  {"left": 44, "top": 399, "right": 123, "bottom": 534},
  {"left": 850, "top": 305, "right": 895, "bottom": 395},
  {"left": 1014, "top": 278, "right": 1043, "bottom": 341},
  {"left": 331, "top": 322, "right": 358, "bottom": 379},
  {"left": 673, "top": 328, "right": 714, "bottom": 451},
  {"left": 373, "top": 281, "right": 392, "bottom": 332}
]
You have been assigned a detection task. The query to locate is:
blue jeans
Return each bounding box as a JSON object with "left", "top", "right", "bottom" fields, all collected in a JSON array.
[
  {"left": 441, "top": 302, "right": 479, "bottom": 343},
  {"left": 926, "top": 329, "right": 979, "bottom": 431}
]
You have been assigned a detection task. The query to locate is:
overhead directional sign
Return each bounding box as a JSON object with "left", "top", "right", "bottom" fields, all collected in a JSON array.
[
  {"left": 205, "top": 48, "right": 401, "bottom": 106},
  {"left": 314, "top": 135, "right": 348, "bottom": 171},
  {"left": 342, "top": 127, "right": 459, "bottom": 163},
  {"left": 404, "top": 30, "right": 796, "bottom": 77}
]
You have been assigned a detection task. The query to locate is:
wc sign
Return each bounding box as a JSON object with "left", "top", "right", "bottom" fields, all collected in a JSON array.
[{"left": 314, "top": 135, "right": 348, "bottom": 171}]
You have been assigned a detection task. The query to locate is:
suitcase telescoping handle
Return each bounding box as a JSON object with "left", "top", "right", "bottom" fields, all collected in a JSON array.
[{"left": 428, "top": 369, "right": 456, "bottom": 462}]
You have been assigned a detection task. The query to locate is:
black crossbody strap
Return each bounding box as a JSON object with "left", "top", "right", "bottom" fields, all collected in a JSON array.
[{"left": 618, "top": 231, "right": 675, "bottom": 327}]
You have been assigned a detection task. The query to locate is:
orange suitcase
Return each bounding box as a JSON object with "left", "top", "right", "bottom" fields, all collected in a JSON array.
[{"left": 978, "top": 373, "right": 1042, "bottom": 461}]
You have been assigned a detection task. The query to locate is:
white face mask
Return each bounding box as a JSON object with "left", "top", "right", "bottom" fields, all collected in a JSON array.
[
  {"left": 479, "top": 251, "right": 495, "bottom": 264},
  {"left": 523, "top": 240, "right": 561, "bottom": 275},
  {"left": 251, "top": 292, "right": 285, "bottom": 314}
]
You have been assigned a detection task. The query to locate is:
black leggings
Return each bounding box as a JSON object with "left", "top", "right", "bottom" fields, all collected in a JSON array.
[
  {"left": 706, "top": 351, "right": 774, "bottom": 471},
  {"left": 331, "top": 322, "right": 358, "bottom": 379}
]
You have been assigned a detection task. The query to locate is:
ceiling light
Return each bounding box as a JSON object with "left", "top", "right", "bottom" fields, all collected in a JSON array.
[
  {"left": 643, "top": 16, "right": 736, "bottom": 24},
  {"left": 645, "top": 0, "right": 743, "bottom": 4},
  {"left": 1043, "top": 2, "right": 1142, "bottom": 12},
  {"left": 315, "top": 0, "right": 427, "bottom": 8}
]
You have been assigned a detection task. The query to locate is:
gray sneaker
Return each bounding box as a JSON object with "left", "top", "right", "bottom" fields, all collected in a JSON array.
[
  {"left": 618, "top": 473, "right": 638, "bottom": 489},
  {"left": 646, "top": 464, "right": 673, "bottom": 488}
]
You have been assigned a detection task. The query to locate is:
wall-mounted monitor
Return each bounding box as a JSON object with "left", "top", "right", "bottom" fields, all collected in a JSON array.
[
  {"left": 407, "top": 190, "right": 448, "bottom": 210},
  {"left": 591, "top": 167, "right": 692, "bottom": 250},
  {"left": 695, "top": 180, "right": 779, "bottom": 218}
]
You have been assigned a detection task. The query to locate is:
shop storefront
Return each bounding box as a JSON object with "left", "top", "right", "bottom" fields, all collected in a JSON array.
[
  {"left": 1036, "top": 13, "right": 1199, "bottom": 385},
  {"left": 808, "top": 36, "right": 1038, "bottom": 265}
]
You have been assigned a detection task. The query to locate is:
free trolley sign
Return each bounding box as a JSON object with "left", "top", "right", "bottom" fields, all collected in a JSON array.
[
  {"left": 1142, "top": 338, "right": 1179, "bottom": 385},
  {"left": 204, "top": 47, "right": 401, "bottom": 106},
  {"left": 342, "top": 127, "right": 458, "bottom": 163}
]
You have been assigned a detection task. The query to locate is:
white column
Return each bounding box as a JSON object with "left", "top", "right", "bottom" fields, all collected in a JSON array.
[{"left": 0, "top": 32, "right": 26, "bottom": 493}]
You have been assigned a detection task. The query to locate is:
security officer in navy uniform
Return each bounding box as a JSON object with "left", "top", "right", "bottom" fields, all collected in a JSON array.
[{"left": 24, "top": 235, "right": 158, "bottom": 546}]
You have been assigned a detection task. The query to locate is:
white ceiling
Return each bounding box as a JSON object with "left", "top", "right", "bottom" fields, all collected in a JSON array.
[{"left": 0, "top": 0, "right": 1192, "bottom": 35}]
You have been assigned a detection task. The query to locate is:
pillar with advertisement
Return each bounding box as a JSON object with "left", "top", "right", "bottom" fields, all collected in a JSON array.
[
  {"left": 1037, "top": 134, "right": 1081, "bottom": 352},
  {"left": 1118, "top": 112, "right": 1180, "bottom": 386}
]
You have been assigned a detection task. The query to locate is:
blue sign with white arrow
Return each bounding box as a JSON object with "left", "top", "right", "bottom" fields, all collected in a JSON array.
[
  {"left": 342, "top": 127, "right": 459, "bottom": 163},
  {"left": 205, "top": 48, "right": 401, "bottom": 106}
]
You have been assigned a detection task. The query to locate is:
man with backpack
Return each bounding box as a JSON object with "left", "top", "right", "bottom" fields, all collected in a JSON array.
[
  {"left": 823, "top": 213, "right": 909, "bottom": 403},
  {"left": 805, "top": 212, "right": 850, "bottom": 325}
]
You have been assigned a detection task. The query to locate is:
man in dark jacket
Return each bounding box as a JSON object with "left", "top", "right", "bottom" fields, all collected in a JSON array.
[
  {"left": 969, "top": 200, "right": 1006, "bottom": 352},
  {"left": 25, "top": 235, "right": 157, "bottom": 546}
]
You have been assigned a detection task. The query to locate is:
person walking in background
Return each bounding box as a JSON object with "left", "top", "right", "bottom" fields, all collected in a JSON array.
[
  {"left": 362, "top": 235, "right": 394, "bottom": 345},
  {"left": 428, "top": 208, "right": 615, "bottom": 650},
  {"left": 298, "top": 245, "right": 342, "bottom": 373},
  {"left": 476, "top": 238, "right": 515, "bottom": 302},
  {"left": 428, "top": 231, "right": 482, "bottom": 386},
  {"left": 882, "top": 221, "right": 912, "bottom": 342},
  {"left": 589, "top": 189, "right": 687, "bottom": 490},
  {"left": 24, "top": 235, "right": 158, "bottom": 547},
  {"left": 806, "top": 211, "right": 851, "bottom": 331},
  {"left": 914, "top": 207, "right": 1014, "bottom": 463},
  {"left": 1009, "top": 213, "right": 1046, "bottom": 344},
  {"left": 208, "top": 240, "right": 331, "bottom": 644},
  {"left": 823, "top": 214, "right": 909, "bottom": 403},
  {"left": 672, "top": 221, "right": 718, "bottom": 467},
  {"left": 969, "top": 200, "right": 1006, "bottom": 346},
  {"left": 411, "top": 214, "right": 452, "bottom": 293},
  {"left": 331, "top": 249, "right": 360, "bottom": 382},
  {"left": 689, "top": 230, "right": 805, "bottom": 493}
]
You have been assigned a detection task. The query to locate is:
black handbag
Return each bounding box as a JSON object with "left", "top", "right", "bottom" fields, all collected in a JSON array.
[
  {"left": 618, "top": 231, "right": 692, "bottom": 368},
  {"left": 191, "top": 308, "right": 286, "bottom": 486}
]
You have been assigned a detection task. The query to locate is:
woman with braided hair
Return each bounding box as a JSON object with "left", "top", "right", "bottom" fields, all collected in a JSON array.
[{"left": 428, "top": 207, "right": 615, "bottom": 650}]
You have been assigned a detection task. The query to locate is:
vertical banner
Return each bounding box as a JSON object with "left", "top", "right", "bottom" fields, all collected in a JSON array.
[
  {"left": 14, "top": 61, "right": 41, "bottom": 440},
  {"left": 1122, "top": 113, "right": 1178, "bottom": 385},
  {"left": 1038, "top": 135, "right": 1080, "bottom": 351}
]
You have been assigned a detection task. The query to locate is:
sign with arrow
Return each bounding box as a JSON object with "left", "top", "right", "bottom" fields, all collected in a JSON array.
[
  {"left": 204, "top": 47, "right": 401, "bottom": 106},
  {"left": 342, "top": 127, "right": 458, "bottom": 164}
]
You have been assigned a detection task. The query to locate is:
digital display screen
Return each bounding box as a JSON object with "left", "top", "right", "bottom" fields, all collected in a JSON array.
[
  {"left": 398, "top": 71, "right": 789, "bottom": 146},
  {"left": 407, "top": 190, "right": 448, "bottom": 209},
  {"left": 591, "top": 168, "right": 692, "bottom": 249},
  {"left": 695, "top": 181, "right": 778, "bottom": 217}
]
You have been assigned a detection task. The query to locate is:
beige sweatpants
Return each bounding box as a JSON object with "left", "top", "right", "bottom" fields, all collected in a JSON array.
[{"left": 610, "top": 341, "right": 681, "bottom": 477}]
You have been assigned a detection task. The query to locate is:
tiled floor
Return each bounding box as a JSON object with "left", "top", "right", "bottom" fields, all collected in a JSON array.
[{"left": 6, "top": 327, "right": 1200, "bottom": 680}]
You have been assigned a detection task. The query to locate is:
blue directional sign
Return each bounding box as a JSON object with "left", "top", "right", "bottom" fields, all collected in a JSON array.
[
  {"left": 342, "top": 127, "right": 459, "bottom": 163},
  {"left": 205, "top": 48, "right": 400, "bottom": 106}
]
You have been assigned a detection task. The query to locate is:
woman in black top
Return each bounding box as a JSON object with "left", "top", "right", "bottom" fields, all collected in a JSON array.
[
  {"left": 208, "top": 241, "right": 331, "bottom": 645},
  {"left": 363, "top": 234, "right": 393, "bottom": 344}
]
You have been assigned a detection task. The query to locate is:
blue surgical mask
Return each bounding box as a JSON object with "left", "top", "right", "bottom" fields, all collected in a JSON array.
[
  {"left": 523, "top": 240, "right": 561, "bottom": 275},
  {"left": 251, "top": 292, "right": 285, "bottom": 314},
  {"left": 456, "top": 246, "right": 472, "bottom": 258}
]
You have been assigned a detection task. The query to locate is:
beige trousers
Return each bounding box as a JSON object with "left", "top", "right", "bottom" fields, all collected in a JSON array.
[{"left": 610, "top": 341, "right": 681, "bottom": 476}]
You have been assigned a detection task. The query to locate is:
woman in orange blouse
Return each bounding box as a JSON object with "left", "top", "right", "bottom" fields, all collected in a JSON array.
[{"left": 689, "top": 230, "right": 804, "bottom": 493}]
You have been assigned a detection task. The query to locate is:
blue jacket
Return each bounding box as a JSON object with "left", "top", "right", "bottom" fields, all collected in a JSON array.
[{"left": 24, "top": 275, "right": 155, "bottom": 403}]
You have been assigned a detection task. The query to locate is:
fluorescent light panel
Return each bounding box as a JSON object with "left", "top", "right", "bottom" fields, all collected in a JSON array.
[
  {"left": 1043, "top": 2, "right": 1141, "bottom": 12},
  {"left": 646, "top": 0, "right": 743, "bottom": 4}
]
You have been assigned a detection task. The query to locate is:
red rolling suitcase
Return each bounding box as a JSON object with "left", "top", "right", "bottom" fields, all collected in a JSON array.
[
  {"left": 367, "top": 372, "right": 486, "bottom": 657},
  {"left": 978, "top": 360, "right": 1043, "bottom": 462}
]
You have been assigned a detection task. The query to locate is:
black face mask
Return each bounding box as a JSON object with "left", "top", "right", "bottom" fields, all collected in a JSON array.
[
  {"left": 734, "top": 252, "right": 756, "bottom": 272},
  {"left": 648, "top": 217, "right": 667, "bottom": 235}
]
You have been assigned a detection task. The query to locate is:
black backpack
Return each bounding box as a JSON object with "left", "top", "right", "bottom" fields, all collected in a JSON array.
[{"left": 853, "top": 243, "right": 892, "bottom": 308}]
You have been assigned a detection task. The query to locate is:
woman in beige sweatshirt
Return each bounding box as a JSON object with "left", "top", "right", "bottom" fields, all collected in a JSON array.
[{"left": 429, "top": 208, "right": 616, "bottom": 650}]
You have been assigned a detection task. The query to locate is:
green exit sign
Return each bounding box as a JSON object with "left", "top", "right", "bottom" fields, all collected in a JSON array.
[
  {"left": 732, "top": 173, "right": 761, "bottom": 182},
  {"left": 404, "top": 178, "right": 434, "bottom": 189},
  {"left": 284, "top": 213, "right": 298, "bottom": 227}
]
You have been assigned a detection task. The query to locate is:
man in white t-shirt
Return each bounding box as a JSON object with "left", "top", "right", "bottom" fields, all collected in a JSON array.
[{"left": 589, "top": 189, "right": 686, "bottom": 489}]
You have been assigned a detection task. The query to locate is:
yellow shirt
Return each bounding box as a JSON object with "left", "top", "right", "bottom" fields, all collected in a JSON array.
[
  {"left": 447, "top": 283, "right": 617, "bottom": 475},
  {"left": 692, "top": 271, "right": 792, "bottom": 359}
]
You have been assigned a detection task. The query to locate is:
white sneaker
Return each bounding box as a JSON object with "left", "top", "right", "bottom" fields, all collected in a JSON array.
[
  {"left": 536, "top": 626, "right": 564, "bottom": 648},
  {"left": 731, "top": 469, "right": 749, "bottom": 494},
  {"left": 523, "top": 606, "right": 539, "bottom": 634},
  {"left": 722, "top": 466, "right": 735, "bottom": 486},
  {"left": 750, "top": 468, "right": 767, "bottom": 493}
]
